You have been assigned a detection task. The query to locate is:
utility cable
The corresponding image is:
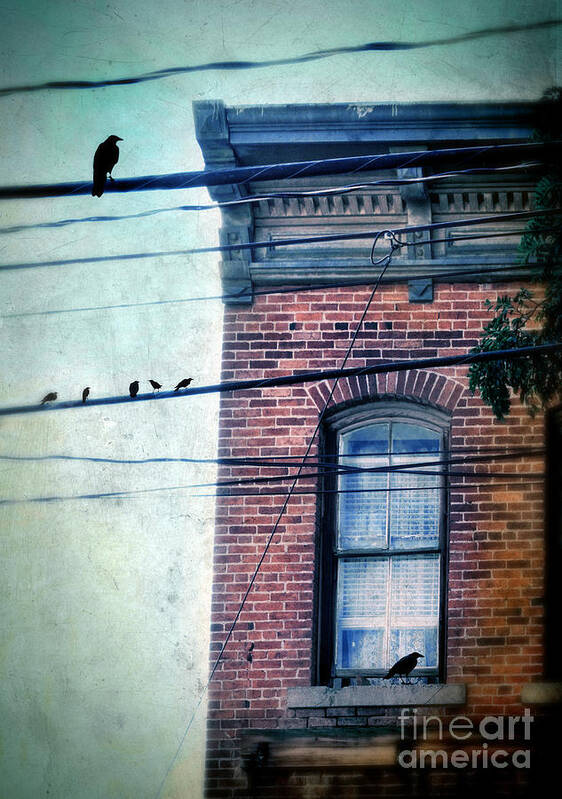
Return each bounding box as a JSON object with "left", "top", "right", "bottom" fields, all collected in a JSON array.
[
  {"left": 1, "top": 19, "right": 561, "bottom": 100},
  {"left": 0, "top": 476, "right": 543, "bottom": 508},
  {"left": 1, "top": 19, "right": 561, "bottom": 99},
  {"left": 189, "top": 466, "right": 544, "bottom": 491},
  {"left": 195, "top": 477, "right": 544, "bottom": 500},
  {"left": 0, "top": 161, "right": 541, "bottom": 235},
  {"left": 1, "top": 208, "right": 559, "bottom": 272},
  {"left": 0, "top": 444, "right": 542, "bottom": 469},
  {"left": 5, "top": 255, "right": 559, "bottom": 319},
  {"left": 0, "top": 142, "right": 554, "bottom": 200},
  {"left": 2, "top": 341, "right": 560, "bottom": 416}
]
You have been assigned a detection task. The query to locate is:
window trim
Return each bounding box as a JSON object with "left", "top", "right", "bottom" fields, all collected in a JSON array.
[{"left": 314, "top": 400, "right": 450, "bottom": 686}]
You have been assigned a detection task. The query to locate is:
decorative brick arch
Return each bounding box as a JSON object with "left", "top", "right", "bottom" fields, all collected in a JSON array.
[{"left": 305, "top": 369, "right": 465, "bottom": 414}]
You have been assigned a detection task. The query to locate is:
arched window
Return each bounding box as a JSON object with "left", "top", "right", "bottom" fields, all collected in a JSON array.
[{"left": 315, "top": 401, "right": 449, "bottom": 685}]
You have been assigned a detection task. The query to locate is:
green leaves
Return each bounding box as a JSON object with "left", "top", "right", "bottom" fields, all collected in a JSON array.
[{"left": 468, "top": 94, "right": 562, "bottom": 420}]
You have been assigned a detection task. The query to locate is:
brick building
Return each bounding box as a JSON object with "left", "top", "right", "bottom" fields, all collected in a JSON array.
[{"left": 194, "top": 101, "right": 560, "bottom": 797}]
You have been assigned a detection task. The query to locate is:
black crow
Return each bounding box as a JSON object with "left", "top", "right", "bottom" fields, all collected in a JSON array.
[
  {"left": 174, "top": 378, "right": 193, "bottom": 391},
  {"left": 40, "top": 392, "right": 57, "bottom": 405},
  {"left": 149, "top": 380, "right": 162, "bottom": 392},
  {"left": 129, "top": 380, "right": 139, "bottom": 398},
  {"left": 82, "top": 387, "right": 90, "bottom": 403},
  {"left": 92, "top": 135, "right": 123, "bottom": 197},
  {"left": 383, "top": 652, "right": 424, "bottom": 682}
]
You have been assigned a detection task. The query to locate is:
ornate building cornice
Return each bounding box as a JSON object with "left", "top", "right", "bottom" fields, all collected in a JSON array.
[{"left": 193, "top": 101, "right": 539, "bottom": 304}]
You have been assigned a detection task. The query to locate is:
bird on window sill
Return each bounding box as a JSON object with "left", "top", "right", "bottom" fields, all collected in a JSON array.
[{"left": 383, "top": 652, "right": 424, "bottom": 684}]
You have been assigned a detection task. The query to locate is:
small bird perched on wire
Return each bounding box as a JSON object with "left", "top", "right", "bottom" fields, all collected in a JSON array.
[
  {"left": 174, "top": 378, "right": 193, "bottom": 391},
  {"left": 82, "top": 387, "right": 90, "bottom": 403},
  {"left": 149, "top": 380, "right": 162, "bottom": 392},
  {"left": 129, "top": 380, "right": 139, "bottom": 398},
  {"left": 92, "top": 135, "right": 123, "bottom": 197},
  {"left": 383, "top": 652, "right": 424, "bottom": 683},
  {"left": 40, "top": 392, "right": 57, "bottom": 405}
]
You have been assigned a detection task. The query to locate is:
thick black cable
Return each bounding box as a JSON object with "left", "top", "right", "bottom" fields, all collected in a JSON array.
[
  {"left": 1, "top": 208, "right": 558, "bottom": 272},
  {"left": 190, "top": 467, "right": 543, "bottom": 490},
  {"left": 189, "top": 449, "right": 545, "bottom": 488},
  {"left": 0, "top": 162, "right": 541, "bottom": 235},
  {"left": 232, "top": 448, "right": 543, "bottom": 472},
  {"left": 0, "top": 475, "right": 543, "bottom": 508},
  {"left": 197, "top": 478, "right": 544, "bottom": 500},
  {"left": 2, "top": 342, "right": 560, "bottom": 417},
  {"left": 1, "top": 19, "right": 560, "bottom": 101},
  {"left": 0, "top": 445, "right": 542, "bottom": 469},
  {"left": 0, "top": 142, "right": 554, "bottom": 200}
]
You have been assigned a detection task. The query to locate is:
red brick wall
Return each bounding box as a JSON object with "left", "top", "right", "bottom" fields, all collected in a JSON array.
[{"left": 205, "top": 280, "right": 545, "bottom": 798}]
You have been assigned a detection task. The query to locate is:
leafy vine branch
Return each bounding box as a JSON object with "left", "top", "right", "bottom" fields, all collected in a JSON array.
[{"left": 468, "top": 89, "right": 562, "bottom": 420}]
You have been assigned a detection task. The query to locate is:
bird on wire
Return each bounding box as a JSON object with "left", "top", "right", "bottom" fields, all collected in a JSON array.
[
  {"left": 149, "top": 379, "right": 162, "bottom": 392},
  {"left": 92, "top": 135, "right": 123, "bottom": 197},
  {"left": 82, "top": 387, "right": 90, "bottom": 403},
  {"left": 129, "top": 380, "right": 139, "bottom": 398},
  {"left": 40, "top": 392, "right": 57, "bottom": 405},
  {"left": 174, "top": 378, "right": 193, "bottom": 391},
  {"left": 383, "top": 652, "right": 424, "bottom": 683}
]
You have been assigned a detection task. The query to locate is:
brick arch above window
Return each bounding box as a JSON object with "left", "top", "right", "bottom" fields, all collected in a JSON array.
[{"left": 306, "top": 369, "right": 465, "bottom": 415}]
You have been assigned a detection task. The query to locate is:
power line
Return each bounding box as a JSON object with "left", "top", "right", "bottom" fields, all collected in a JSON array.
[
  {"left": 196, "top": 478, "right": 545, "bottom": 500},
  {"left": 0, "top": 445, "right": 542, "bottom": 468},
  {"left": 0, "top": 458, "right": 541, "bottom": 494},
  {"left": 0, "top": 450, "right": 543, "bottom": 504},
  {"left": 184, "top": 469, "right": 544, "bottom": 491},
  {"left": 153, "top": 162, "right": 542, "bottom": 210},
  {"left": 1, "top": 19, "right": 560, "bottom": 99},
  {"left": 0, "top": 142, "right": 553, "bottom": 200},
  {"left": 4, "top": 256, "right": 559, "bottom": 319},
  {"left": 194, "top": 467, "right": 543, "bottom": 490},
  {"left": 0, "top": 475, "right": 543, "bottom": 508},
  {"left": 1, "top": 208, "right": 558, "bottom": 272},
  {"left": 192, "top": 450, "right": 545, "bottom": 488},
  {"left": 2, "top": 341, "right": 560, "bottom": 417},
  {"left": 0, "top": 162, "right": 541, "bottom": 235}
]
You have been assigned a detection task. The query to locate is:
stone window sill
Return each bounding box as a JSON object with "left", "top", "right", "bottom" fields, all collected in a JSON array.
[{"left": 287, "top": 684, "right": 466, "bottom": 709}]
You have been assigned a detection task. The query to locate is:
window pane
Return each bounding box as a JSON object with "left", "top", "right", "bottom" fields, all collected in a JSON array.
[
  {"left": 392, "top": 422, "right": 441, "bottom": 455},
  {"left": 339, "top": 629, "right": 385, "bottom": 670},
  {"left": 389, "top": 555, "right": 439, "bottom": 669},
  {"left": 335, "top": 558, "right": 387, "bottom": 669},
  {"left": 389, "top": 468, "right": 440, "bottom": 548},
  {"left": 335, "top": 555, "right": 440, "bottom": 672},
  {"left": 338, "top": 424, "right": 389, "bottom": 549},
  {"left": 390, "top": 424, "right": 441, "bottom": 549}
]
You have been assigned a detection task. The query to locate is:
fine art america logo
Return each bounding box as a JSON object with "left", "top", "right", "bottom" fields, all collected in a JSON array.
[{"left": 398, "top": 708, "right": 533, "bottom": 769}]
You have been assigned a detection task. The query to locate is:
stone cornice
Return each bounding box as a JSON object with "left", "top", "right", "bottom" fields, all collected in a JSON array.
[
  {"left": 193, "top": 100, "right": 539, "bottom": 303},
  {"left": 226, "top": 102, "right": 536, "bottom": 146}
]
